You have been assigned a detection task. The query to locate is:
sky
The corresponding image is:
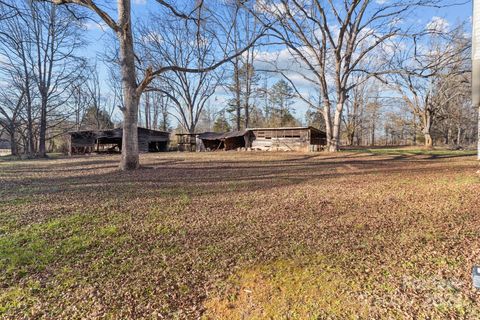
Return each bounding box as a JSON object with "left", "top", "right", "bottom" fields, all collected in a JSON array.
[{"left": 80, "top": 0, "right": 473, "bottom": 127}]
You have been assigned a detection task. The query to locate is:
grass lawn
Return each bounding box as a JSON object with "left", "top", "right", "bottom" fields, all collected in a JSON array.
[{"left": 1, "top": 150, "right": 480, "bottom": 319}]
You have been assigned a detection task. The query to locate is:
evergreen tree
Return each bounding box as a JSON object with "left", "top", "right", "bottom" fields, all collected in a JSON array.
[
  {"left": 267, "top": 80, "right": 298, "bottom": 127},
  {"left": 213, "top": 111, "right": 231, "bottom": 132},
  {"left": 226, "top": 62, "right": 260, "bottom": 129},
  {"left": 305, "top": 109, "right": 326, "bottom": 131},
  {"left": 81, "top": 106, "right": 114, "bottom": 130}
]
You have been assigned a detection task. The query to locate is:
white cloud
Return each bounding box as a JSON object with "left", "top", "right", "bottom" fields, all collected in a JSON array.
[
  {"left": 426, "top": 16, "right": 450, "bottom": 33},
  {"left": 133, "top": 0, "right": 147, "bottom": 4},
  {"left": 140, "top": 31, "right": 163, "bottom": 44},
  {"left": 84, "top": 21, "right": 107, "bottom": 31}
]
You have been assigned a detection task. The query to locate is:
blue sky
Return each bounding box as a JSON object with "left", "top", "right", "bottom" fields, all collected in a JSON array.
[{"left": 81, "top": 0, "right": 473, "bottom": 126}]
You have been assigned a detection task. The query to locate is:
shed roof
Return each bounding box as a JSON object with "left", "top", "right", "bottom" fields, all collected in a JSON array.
[
  {"left": 198, "top": 130, "right": 249, "bottom": 141},
  {"left": 247, "top": 126, "right": 325, "bottom": 133},
  {"left": 69, "top": 127, "right": 169, "bottom": 135}
]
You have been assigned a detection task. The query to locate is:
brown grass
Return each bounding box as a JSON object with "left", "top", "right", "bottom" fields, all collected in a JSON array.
[{"left": 0, "top": 151, "right": 479, "bottom": 319}]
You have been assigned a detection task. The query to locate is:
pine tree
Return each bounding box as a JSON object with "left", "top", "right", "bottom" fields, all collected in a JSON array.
[
  {"left": 268, "top": 80, "right": 298, "bottom": 127},
  {"left": 213, "top": 111, "right": 231, "bottom": 133}
]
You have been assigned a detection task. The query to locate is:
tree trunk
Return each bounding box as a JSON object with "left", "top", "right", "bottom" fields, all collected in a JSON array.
[
  {"left": 370, "top": 121, "right": 375, "bottom": 147},
  {"left": 152, "top": 95, "right": 159, "bottom": 130},
  {"left": 234, "top": 62, "right": 241, "bottom": 131},
  {"left": 478, "top": 104, "right": 480, "bottom": 160},
  {"left": 412, "top": 113, "right": 417, "bottom": 146},
  {"left": 424, "top": 132, "right": 433, "bottom": 148},
  {"left": 322, "top": 98, "right": 333, "bottom": 151},
  {"left": 423, "top": 110, "right": 433, "bottom": 149},
  {"left": 244, "top": 102, "right": 249, "bottom": 129},
  {"left": 9, "top": 127, "right": 17, "bottom": 156},
  {"left": 27, "top": 106, "right": 35, "bottom": 155},
  {"left": 22, "top": 60, "right": 35, "bottom": 155},
  {"left": 329, "top": 103, "right": 343, "bottom": 152},
  {"left": 457, "top": 125, "right": 461, "bottom": 146},
  {"left": 145, "top": 92, "right": 150, "bottom": 129},
  {"left": 38, "top": 97, "right": 47, "bottom": 157},
  {"left": 118, "top": 0, "right": 139, "bottom": 170}
]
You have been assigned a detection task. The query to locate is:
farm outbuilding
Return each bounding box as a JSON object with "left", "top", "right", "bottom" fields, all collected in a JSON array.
[
  {"left": 176, "top": 133, "right": 197, "bottom": 152},
  {"left": 0, "top": 139, "right": 11, "bottom": 156},
  {"left": 194, "top": 127, "right": 327, "bottom": 152},
  {"left": 248, "top": 127, "right": 327, "bottom": 152},
  {"left": 68, "top": 127, "right": 170, "bottom": 155},
  {"left": 197, "top": 130, "right": 251, "bottom": 151}
]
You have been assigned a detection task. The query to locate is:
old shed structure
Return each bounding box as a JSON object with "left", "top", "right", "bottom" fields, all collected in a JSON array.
[
  {"left": 0, "top": 138, "right": 11, "bottom": 156},
  {"left": 197, "top": 130, "right": 251, "bottom": 151},
  {"left": 194, "top": 127, "right": 327, "bottom": 152},
  {"left": 249, "top": 127, "right": 326, "bottom": 152},
  {"left": 68, "top": 127, "right": 170, "bottom": 154},
  {"left": 176, "top": 133, "right": 198, "bottom": 152}
]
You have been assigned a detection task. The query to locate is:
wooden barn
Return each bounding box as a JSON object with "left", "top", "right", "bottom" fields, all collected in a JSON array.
[
  {"left": 248, "top": 127, "right": 326, "bottom": 152},
  {"left": 194, "top": 127, "right": 327, "bottom": 152},
  {"left": 68, "top": 127, "right": 170, "bottom": 154},
  {"left": 0, "top": 138, "right": 11, "bottom": 156},
  {"left": 175, "top": 133, "right": 197, "bottom": 152}
]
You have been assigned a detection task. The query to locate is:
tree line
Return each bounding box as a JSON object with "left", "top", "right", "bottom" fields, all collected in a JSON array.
[{"left": 0, "top": 0, "right": 474, "bottom": 170}]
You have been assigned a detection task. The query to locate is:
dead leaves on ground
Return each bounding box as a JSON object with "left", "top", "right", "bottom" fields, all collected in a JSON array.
[{"left": 0, "top": 152, "right": 479, "bottom": 319}]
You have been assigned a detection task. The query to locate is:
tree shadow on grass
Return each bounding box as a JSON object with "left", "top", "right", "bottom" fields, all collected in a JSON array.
[
  {"left": 1, "top": 152, "right": 478, "bottom": 318},
  {"left": 1, "top": 153, "right": 475, "bottom": 203}
]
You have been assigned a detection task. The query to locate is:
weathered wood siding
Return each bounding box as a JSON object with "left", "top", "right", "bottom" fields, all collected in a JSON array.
[
  {"left": 70, "top": 127, "right": 169, "bottom": 154},
  {"left": 250, "top": 128, "right": 326, "bottom": 152}
]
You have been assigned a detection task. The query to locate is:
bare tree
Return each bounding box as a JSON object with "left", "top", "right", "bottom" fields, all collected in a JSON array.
[
  {"left": 342, "top": 74, "right": 377, "bottom": 146},
  {"left": 25, "top": 2, "right": 86, "bottom": 156},
  {"left": 250, "top": 0, "right": 448, "bottom": 151},
  {"left": 389, "top": 24, "right": 469, "bottom": 148},
  {"left": 0, "top": 3, "right": 38, "bottom": 154},
  {"left": 0, "top": 83, "right": 25, "bottom": 155},
  {"left": 139, "top": 3, "right": 225, "bottom": 134},
  {"left": 70, "top": 79, "right": 90, "bottom": 131},
  {"left": 0, "top": 1, "right": 19, "bottom": 21},
  {"left": 153, "top": 93, "right": 171, "bottom": 131},
  {"left": 50, "top": 0, "right": 266, "bottom": 170},
  {"left": 224, "top": 1, "right": 260, "bottom": 130}
]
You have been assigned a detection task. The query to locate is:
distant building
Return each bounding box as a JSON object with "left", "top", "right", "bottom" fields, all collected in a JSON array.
[
  {"left": 0, "top": 139, "right": 11, "bottom": 156},
  {"left": 197, "top": 130, "right": 250, "bottom": 151},
  {"left": 68, "top": 127, "right": 170, "bottom": 155},
  {"left": 248, "top": 127, "right": 327, "bottom": 152},
  {"left": 175, "top": 133, "right": 198, "bottom": 152},
  {"left": 195, "top": 127, "right": 327, "bottom": 152}
]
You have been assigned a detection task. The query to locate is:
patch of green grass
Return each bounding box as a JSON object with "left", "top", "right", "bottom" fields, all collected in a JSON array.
[
  {"left": 0, "top": 232, "right": 53, "bottom": 279},
  {"left": 99, "top": 225, "right": 119, "bottom": 237},
  {"left": 203, "top": 255, "right": 367, "bottom": 319},
  {"left": 0, "top": 283, "right": 40, "bottom": 316},
  {"left": 0, "top": 213, "right": 108, "bottom": 283}
]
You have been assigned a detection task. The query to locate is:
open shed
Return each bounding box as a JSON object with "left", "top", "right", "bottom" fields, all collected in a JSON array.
[
  {"left": 69, "top": 127, "right": 170, "bottom": 154},
  {"left": 197, "top": 130, "right": 251, "bottom": 151}
]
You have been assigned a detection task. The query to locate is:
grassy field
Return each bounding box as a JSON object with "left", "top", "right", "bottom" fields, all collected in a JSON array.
[{"left": 1, "top": 149, "right": 480, "bottom": 319}]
